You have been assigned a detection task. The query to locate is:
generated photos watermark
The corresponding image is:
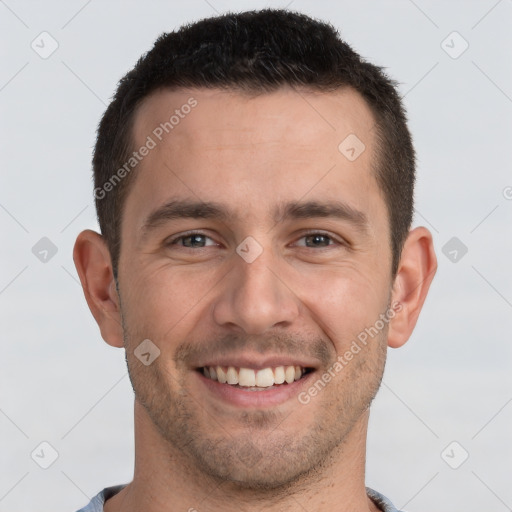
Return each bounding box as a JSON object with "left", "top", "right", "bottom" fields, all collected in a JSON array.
[
  {"left": 94, "top": 97, "right": 198, "bottom": 200},
  {"left": 298, "top": 300, "right": 403, "bottom": 405}
]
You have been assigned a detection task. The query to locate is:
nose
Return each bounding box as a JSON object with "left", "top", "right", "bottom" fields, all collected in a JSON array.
[{"left": 212, "top": 244, "right": 300, "bottom": 335}]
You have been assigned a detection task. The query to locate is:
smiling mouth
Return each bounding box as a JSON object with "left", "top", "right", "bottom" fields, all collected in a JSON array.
[{"left": 197, "top": 365, "right": 314, "bottom": 390}]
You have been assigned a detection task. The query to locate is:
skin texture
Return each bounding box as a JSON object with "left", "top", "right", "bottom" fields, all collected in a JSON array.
[{"left": 74, "top": 86, "right": 437, "bottom": 512}]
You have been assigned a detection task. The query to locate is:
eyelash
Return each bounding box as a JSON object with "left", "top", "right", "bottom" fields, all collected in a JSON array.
[{"left": 166, "top": 230, "right": 345, "bottom": 250}]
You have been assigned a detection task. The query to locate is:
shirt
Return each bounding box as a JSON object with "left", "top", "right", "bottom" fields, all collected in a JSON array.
[{"left": 75, "top": 484, "right": 403, "bottom": 511}]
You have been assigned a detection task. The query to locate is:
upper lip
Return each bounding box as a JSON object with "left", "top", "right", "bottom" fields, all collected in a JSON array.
[{"left": 195, "top": 354, "right": 318, "bottom": 371}]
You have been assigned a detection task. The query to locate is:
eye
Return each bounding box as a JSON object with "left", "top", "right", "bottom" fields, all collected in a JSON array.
[
  {"left": 293, "top": 231, "right": 342, "bottom": 249},
  {"left": 165, "top": 230, "right": 344, "bottom": 251},
  {"left": 167, "top": 232, "right": 218, "bottom": 249}
]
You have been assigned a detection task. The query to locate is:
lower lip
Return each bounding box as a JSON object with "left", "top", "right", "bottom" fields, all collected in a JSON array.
[{"left": 196, "top": 370, "right": 315, "bottom": 408}]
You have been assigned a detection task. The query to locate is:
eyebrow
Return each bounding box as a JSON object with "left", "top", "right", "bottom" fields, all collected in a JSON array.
[{"left": 140, "top": 198, "right": 369, "bottom": 236}]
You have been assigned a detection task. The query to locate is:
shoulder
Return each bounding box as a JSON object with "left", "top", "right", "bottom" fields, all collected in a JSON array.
[
  {"left": 74, "top": 484, "right": 128, "bottom": 512},
  {"left": 366, "top": 487, "right": 403, "bottom": 512}
]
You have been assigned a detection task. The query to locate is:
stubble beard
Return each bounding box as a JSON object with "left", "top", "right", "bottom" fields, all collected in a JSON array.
[{"left": 120, "top": 308, "right": 388, "bottom": 494}]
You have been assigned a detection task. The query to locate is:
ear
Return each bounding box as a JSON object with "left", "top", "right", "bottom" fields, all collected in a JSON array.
[
  {"left": 73, "top": 229, "right": 124, "bottom": 348},
  {"left": 387, "top": 226, "right": 437, "bottom": 349}
]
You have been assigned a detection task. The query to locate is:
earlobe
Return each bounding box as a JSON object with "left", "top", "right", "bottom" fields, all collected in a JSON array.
[
  {"left": 73, "top": 229, "right": 124, "bottom": 348},
  {"left": 387, "top": 226, "right": 437, "bottom": 349}
]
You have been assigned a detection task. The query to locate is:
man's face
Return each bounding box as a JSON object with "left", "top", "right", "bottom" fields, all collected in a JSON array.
[{"left": 117, "top": 86, "right": 394, "bottom": 488}]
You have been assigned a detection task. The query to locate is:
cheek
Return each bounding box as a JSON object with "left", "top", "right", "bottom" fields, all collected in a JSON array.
[
  {"left": 120, "top": 263, "right": 221, "bottom": 338},
  {"left": 296, "top": 265, "right": 389, "bottom": 348},
  {"left": 119, "top": 247, "right": 391, "bottom": 352}
]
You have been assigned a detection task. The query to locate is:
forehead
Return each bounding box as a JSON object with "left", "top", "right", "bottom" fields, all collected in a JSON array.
[
  {"left": 133, "top": 86, "right": 376, "bottom": 157},
  {"left": 125, "top": 86, "right": 385, "bottom": 232}
]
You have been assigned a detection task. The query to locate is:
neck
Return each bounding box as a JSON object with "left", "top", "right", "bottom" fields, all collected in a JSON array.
[{"left": 104, "top": 402, "right": 380, "bottom": 512}]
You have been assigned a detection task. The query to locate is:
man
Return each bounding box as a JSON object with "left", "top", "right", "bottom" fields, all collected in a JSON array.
[{"left": 73, "top": 8, "right": 436, "bottom": 512}]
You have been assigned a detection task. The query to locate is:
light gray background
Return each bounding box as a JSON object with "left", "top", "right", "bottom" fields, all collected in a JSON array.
[{"left": 1, "top": 0, "right": 511, "bottom": 510}]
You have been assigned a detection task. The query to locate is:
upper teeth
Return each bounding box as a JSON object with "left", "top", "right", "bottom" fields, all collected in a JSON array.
[{"left": 202, "top": 365, "right": 305, "bottom": 387}]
